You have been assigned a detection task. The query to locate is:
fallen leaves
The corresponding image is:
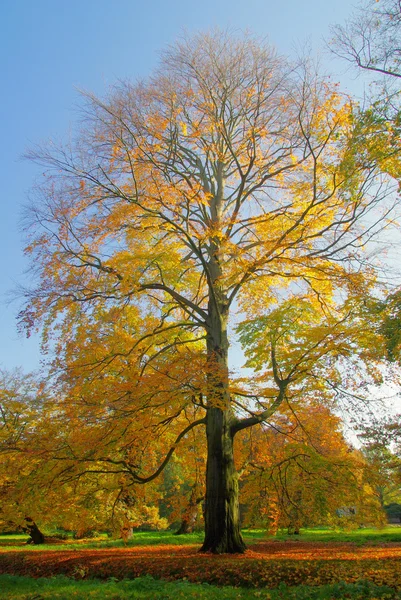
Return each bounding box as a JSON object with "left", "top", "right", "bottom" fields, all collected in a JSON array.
[{"left": 1, "top": 541, "right": 401, "bottom": 589}]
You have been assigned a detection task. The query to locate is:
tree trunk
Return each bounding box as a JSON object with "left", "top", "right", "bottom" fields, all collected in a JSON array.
[
  {"left": 175, "top": 488, "right": 202, "bottom": 535},
  {"left": 288, "top": 489, "right": 302, "bottom": 535},
  {"left": 175, "top": 518, "right": 193, "bottom": 535},
  {"left": 287, "top": 525, "right": 300, "bottom": 535},
  {"left": 22, "top": 517, "right": 45, "bottom": 544},
  {"left": 200, "top": 181, "right": 246, "bottom": 553},
  {"left": 200, "top": 288, "right": 246, "bottom": 553},
  {"left": 201, "top": 407, "right": 246, "bottom": 553},
  {"left": 120, "top": 524, "right": 133, "bottom": 543}
]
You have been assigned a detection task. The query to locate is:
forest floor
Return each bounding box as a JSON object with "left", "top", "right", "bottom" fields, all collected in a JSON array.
[{"left": 1, "top": 530, "right": 401, "bottom": 598}]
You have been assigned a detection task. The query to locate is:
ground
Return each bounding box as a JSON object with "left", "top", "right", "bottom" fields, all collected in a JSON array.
[{"left": 1, "top": 529, "right": 401, "bottom": 598}]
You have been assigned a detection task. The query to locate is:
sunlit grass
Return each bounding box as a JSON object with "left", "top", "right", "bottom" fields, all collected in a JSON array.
[
  {"left": 1, "top": 574, "right": 399, "bottom": 600},
  {"left": 1, "top": 527, "right": 401, "bottom": 551},
  {"left": 273, "top": 526, "right": 401, "bottom": 544},
  {"left": 0, "top": 530, "right": 204, "bottom": 551}
]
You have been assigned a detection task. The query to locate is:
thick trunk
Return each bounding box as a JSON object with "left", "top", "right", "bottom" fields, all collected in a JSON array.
[
  {"left": 22, "top": 517, "right": 45, "bottom": 544},
  {"left": 201, "top": 407, "right": 246, "bottom": 553},
  {"left": 201, "top": 290, "right": 246, "bottom": 553},
  {"left": 201, "top": 180, "right": 245, "bottom": 553}
]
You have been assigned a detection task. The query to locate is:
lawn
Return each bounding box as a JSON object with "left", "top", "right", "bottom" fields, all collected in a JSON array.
[
  {"left": 273, "top": 527, "right": 401, "bottom": 545},
  {"left": 1, "top": 573, "right": 399, "bottom": 599},
  {"left": 1, "top": 528, "right": 401, "bottom": 599},
  {"left": 4, "top": 527, "right": 401, "bottom": 550}
]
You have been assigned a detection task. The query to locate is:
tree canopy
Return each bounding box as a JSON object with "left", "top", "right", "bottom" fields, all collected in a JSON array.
[{"left": 17, "top": 31, "right": 401, "bottom": 552}]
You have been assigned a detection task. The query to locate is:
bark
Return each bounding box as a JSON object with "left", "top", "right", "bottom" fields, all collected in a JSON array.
[
  {"left": 175, "top": 519, "right": 193, "bottom": 535},
  {"left": 200, "top": 282, "right": 246, "bottom": 553},
  {"left": 287, "top": 489, "right": 302, "bottom": 536},
  {"left": 120, "top": 525, "right": 134, "bottom": 543},
  {"left": 175, "top": 489, "right": 203, "bottom": 535},
  {"left": 201, "top": 406, "right": 246, "bottom": 553},
  {"left": 22, "top": 517, "right": 45, "bottom": 544},
  {"left": 287, "top": 525, "right": 300, "bottom": 535}
]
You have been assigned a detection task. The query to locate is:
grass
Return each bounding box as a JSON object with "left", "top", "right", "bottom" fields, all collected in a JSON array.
[
  {"left": 3, "top": 526, "right": 401, "bottom": 551},
  {"left": 0, "top": 529, "right": 267, "bottom": 551},
  {"left": 272, "top": 526, "right": 401, "bottom": 545},
  {"left": 0, "top": 530, "right": 204, "bottom": 550},
  {"left": 2, "top": 528, "right": 401, "bottom": 598},
  {"left": 1, "top": 574, "right": 400, "bottom": 599}
]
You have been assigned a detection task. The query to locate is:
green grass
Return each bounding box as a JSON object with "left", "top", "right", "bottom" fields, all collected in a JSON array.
[
  {"left": 0, "top": 535, "right": 30, "bottom": 549},
  {"left": 0, "top": 529, "right": 265, "bottom": 551},
  {"left": 0, "top": 530, "right": 204, "bottom": 550},
  {"left": 272, "top": 526, "right": 401, "bottom": 545},
  {"left": 2, "top": 530, "right": 401, "bottom": 598},
  {"left": 1, "top": 574, "right": 400, "bottom": 599},
  {"left": 1, "top": 527, "right": 401, "bottom": 551}
]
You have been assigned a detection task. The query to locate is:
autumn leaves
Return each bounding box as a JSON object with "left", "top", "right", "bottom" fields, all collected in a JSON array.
[{"left": 8, "top": 31, "right": 401, "bottom": 551}]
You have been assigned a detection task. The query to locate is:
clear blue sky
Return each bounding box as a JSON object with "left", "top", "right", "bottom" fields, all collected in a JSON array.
[{"left": 0, "top": 0, "right": 362, "bottom": 373}]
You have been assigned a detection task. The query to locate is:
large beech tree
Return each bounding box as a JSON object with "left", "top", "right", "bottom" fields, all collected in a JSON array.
[{"left": 22, "top": 32, "right": 400, "bottom": 552}]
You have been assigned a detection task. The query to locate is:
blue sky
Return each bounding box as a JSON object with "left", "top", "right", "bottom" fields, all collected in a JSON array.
[{"left": 0, "top": 0, "right": 364, "bottom": 373}]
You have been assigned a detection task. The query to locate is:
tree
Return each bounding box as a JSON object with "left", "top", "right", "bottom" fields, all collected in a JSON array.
[
  {"left": 21, "top": 31, "right": 399, "bottom": 553},
  {"left": 238, "top": 405, "right": 386, "bottom": 534},
  {"left": 362, "top": 441, "right": 401, "bottom": 510},
  {"left": 330, "top": 0, "right": 401, "bottom": 134},
  {"left": 330, "top": 0, "right": 401, "bottom": 214},
  {"left": 0, "top": 367, "right": 171, "bottom": 541},
  {"left": 331, "top": 0, "right": 401, "bottom": 81},
  {"left": 235, "top": 296, "right": 388, "bottom": 531},
  {"left": 0, "top": 369, "right": 50, "bottom": 543},
  {"left": 366, "top": 290, "right": 401, "bottom": 361}
]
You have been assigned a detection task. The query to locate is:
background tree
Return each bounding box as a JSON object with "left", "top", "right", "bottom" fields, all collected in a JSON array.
[
  {"left": 21, "top": 31, "right": 400, "bottom": 552},
  {"left": 331, "top": 0, "right": 401, "bottom": 81},
  {"left": 331, "top": 0, "right": 401, "bottom": 160},
  {"left": 0, "top": 369, "right": 52, "bottom": 543},
  {"left": 238, "top": 405, "right": 386, "bottom": 534},
  {"left": 331, "top": 0, "right": 401, "bottom": 195},
  {"left": 358, "top": 416, "right": 401, "bottom": 511},
  {"left": 0, "top": 367, "right": 173, "bottom": 541},
  {"left": 235, "top": 296, "right": 388, "bottom": 532},
  {"left": 362, "top": 441, "right": 401, "bottom": 512}
]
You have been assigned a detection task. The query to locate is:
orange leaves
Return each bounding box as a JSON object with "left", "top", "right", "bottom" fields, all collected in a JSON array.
[
  {"left": 2, "top": 540, "right": 401, "bottom": 590},
  {"left": 235, "top": 401, "right": 385, "bottom": 533},
  {"left": 23, "top": 34, "right": 392, "bottom": 356},
  {"left": 18, "top": 32, "right": 401, "bottom": 553}
]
